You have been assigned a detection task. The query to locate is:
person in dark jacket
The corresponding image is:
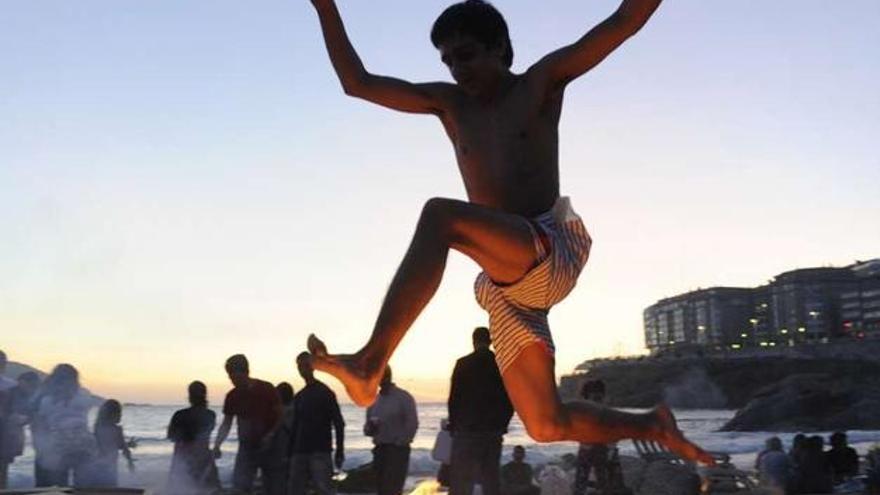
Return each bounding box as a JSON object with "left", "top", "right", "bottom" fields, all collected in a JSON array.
[
  {"left": 792, "top": 436, "right": 833, "bottom": 494},
  {"left": 826, "top": 431, "right": 859, "bottom": 484},
  {"left": 289, "top": 352, "right": 345, "bottom": 495},
  {"left": 448, "top": 327, "right": 513, "bottom": 495}
]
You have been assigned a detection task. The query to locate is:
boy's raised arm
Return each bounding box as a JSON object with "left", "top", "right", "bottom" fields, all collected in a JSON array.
[
  {"left": 310, "top": 0, "right": 451, "bottom": 115},
  {"left": 527, "top": 0, "right": 662, "bottom": 93}
]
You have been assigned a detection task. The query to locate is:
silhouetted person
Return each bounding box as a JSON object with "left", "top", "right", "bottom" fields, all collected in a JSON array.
[
  {"left": 365, "top": 366, "right": 418, "bottom": 495},
  {"left": 213, "top": 354, "right": 284, "bottom": 495},
  {"left": 91, "top": 399, "right": 136, "bottom": 487},
  {"left": 0, "top": 371, "right": 40, "bottom": 489},
  {"left": 867, "top": 447, "right": 880, "bottom": 495},
  {"left": 789, "top": 433, "right": 807, "bottom": 467},
  {"left": 573, "top": 380, "right": 613, "bottom": 495},
  {"left": 34, "top": 364, "right": 96, "bottom": 487},
  {"left": 289, "top": 352, "right": 345, "bottom": 495},
  {"left": 306, "top": 0, "right": 712, "bottom": 465},
  {"left": 500, "top": 446, "right": 539, "bottom": 495},
  {"left": 826, "top": 431, "right": 858, "bottom": 484},
  {"left": 755, "top": 436, "right": 790, "bottom": 494},
  {"left": 448, "top": 327, "right": 513, "bottom": 495},
  {"left": 792, "top": 435, "right": 832, "bottom": 494},
  {"left": 0, "top": 352, "right": 13, "bottom": 393},
  {"left": 0, "top": 350, "right": 16, "bottom": 489},
  {"left": 432, "top": 418, "right": 453, "bottom": 487},
  {"left": 275, "top": 382, "right": 297, "bottom": 495},
  {"left": 276, "top": 382, "right": 296, "bottom": 438},
  {"left": 167, "top": 381, "right": 220, "bottom": 495}
]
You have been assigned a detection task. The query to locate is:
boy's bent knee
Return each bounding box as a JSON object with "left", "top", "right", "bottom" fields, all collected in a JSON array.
[
  {"left": 419, "top": 197, "right": 458, "bottom": 231},
  {"left": 523, "top": 417, "right": 567, "bottom": 443}
]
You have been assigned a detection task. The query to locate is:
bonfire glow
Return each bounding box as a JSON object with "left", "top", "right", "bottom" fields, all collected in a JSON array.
[{"left": 409, "top": 480, "right": 441, "bottom": 495}]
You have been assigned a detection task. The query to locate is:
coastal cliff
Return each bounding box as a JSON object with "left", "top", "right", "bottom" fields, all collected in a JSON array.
[{"left": 560, "top": 350, "right": 880, "bottom": 431}]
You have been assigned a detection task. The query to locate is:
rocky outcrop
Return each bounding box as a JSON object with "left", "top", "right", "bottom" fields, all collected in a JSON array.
[
  {"left": 721, "top": 372, "right": 880, "bottom": 431},
  {"left": 560, "top": 356, "right": 880, "bottom": 410}
]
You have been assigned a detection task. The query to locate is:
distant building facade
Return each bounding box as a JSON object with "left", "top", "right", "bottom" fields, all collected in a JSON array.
[{"left": 644, "top": 259, "right": 880, "bottom": 353}]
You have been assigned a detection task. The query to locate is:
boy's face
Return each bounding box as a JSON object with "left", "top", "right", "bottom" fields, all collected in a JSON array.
[{"left": 439, "top": 33, "right": 505, "bottom": 94}]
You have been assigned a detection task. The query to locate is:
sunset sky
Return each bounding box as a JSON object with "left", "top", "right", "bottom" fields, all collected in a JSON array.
[{"left": 3, "top": 0, "right": 878, "bottom": 404}]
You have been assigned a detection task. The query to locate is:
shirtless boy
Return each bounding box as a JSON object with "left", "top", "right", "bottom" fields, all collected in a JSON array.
[{"left": 307, "top": 0, "right": 713, "bottom": 464}]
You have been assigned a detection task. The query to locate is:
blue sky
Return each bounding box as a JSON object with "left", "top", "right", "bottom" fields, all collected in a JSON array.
[{"left": 2, "top": 0, "right": 878, "bottom": 403}]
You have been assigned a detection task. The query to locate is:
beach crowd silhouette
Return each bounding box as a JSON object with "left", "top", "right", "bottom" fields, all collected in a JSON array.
[{"left": 3, "top": 347, "right": 877, "bottom": 495}]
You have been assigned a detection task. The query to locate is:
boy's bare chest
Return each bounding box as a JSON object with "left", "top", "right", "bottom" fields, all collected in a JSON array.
[{"left": 443, "top": 94, "right": 560, "bottom": 162}]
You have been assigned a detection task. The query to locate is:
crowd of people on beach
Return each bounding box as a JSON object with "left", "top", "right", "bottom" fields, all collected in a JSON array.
[
  {"left": 0, "top": 331, "right": 617, "bottom": 495},
  {"left": 754, "top": 431, "right": 880, "bottom": 494},
  {"left": 0, "top": 349, "right": 346, "bottom": 495},
  {"left": 0, "top": 351, "right": 138, "bottom": 490},
  {"left": 4, "top": 342, "right": 880, "bottom": 495}
]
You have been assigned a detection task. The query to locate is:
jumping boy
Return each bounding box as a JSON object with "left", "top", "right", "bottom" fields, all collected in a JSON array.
[{"left": 307, "top": 0, "right": 713, "bottom": 464}]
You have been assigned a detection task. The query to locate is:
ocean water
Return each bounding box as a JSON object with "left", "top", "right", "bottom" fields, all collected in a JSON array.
[{"left": 6, "top": 403, "right": 880, "bottom": 490}]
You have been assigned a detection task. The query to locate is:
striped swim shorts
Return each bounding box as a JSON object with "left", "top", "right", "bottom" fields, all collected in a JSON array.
[{"left": 474, "top": 196, "right": 592, "bottom": 374}]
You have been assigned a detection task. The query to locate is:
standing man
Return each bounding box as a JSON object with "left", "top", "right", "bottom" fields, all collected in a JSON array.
[
  {"left": 364, "top": 366, "right": 418, "bottom": 495},
  {"left": 448, "top": 327, "right": 513, "bottom": 495},
  {"left": 290, "top": 352, "right": 345, "bottom": 495},
  {"left": 213, "top": 354, "right": 285, "bottom": 495}
]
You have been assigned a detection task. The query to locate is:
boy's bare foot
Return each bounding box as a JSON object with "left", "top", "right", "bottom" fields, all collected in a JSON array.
[
  {"left": 653, "top": 403, "right": 716, "bottom": 466},
  {"left": 307, "top": 334, "right": 382, "bottom": 407}
]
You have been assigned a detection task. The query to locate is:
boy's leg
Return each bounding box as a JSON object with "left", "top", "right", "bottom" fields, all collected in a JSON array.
[
  {"left": 306, "top": 196, "right": 712, "bottom": 464},
  {"left": 501, "top": 343, "right": 714, "bottom": 465},
  {"left": 309, "top": 197, "right": 539, "bottom": 405}
]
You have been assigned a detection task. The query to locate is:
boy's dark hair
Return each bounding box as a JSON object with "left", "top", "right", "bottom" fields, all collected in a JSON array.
[
  {"left": 225, "top": 354, "right": 249, "bottom": 374},
  {"left": 431, "top": 0, "right": 513, "bottom": 68}
]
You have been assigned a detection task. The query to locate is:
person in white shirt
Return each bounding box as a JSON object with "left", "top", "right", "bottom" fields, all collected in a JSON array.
[
  {"left": 364, "top": 367, "right": 418, "bottom": 495},
  {"left": 34, "top": 364, "right": 96, "bottom": 487}
]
